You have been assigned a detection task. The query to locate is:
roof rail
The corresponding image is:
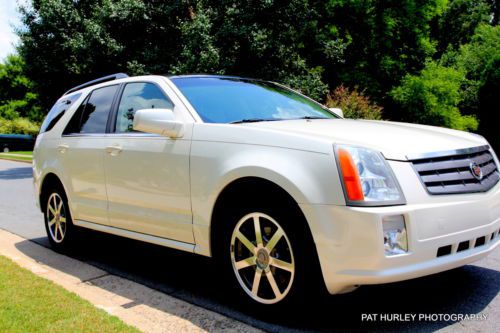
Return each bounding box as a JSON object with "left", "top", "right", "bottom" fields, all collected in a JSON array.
[{"left": 64, "top": 73, "right": 129, "bottom": 95}]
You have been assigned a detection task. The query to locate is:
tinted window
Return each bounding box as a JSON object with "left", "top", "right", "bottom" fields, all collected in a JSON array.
[
  {"left": 115, "top": 83, "right": 173, "bottom": 133},
  {"left": 80, "top": 85, "right": 118, "bottom": 133},
  {"left": 40, "top": 93, "right": 81, "bottom": 133},
  {"left": 171, "top": 77, "right": 336, "bottom": 123},
  {"left": 63, "top": 85, "right": 118, "bottom": 135},
  {"left": 63, "top": 96, "right": 88, "bottom": 135}
]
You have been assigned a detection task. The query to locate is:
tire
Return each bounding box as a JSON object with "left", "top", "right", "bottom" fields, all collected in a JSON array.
[
  {"left": 220, "top": 200, "right": 321, "bottom": 311},
  {"left": 43, "top": 185, "right": 77, "bottom": 251}
]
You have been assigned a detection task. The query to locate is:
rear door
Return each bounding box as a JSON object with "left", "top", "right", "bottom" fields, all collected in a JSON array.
[
  {"left": 103, "top": 81, "right": 194, "bottom": 243},
  {"left": 58, "top": 84, "right": 119, "bottom": 225}
]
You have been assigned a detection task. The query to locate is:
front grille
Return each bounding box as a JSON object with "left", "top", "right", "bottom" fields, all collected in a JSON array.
[{"left": 409, "top": 146, "right": 499, "bottom": 195}]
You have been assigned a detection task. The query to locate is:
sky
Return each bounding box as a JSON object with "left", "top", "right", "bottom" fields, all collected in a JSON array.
[{"left": 0, "top": 0, "right": 23, "bottom": 60}]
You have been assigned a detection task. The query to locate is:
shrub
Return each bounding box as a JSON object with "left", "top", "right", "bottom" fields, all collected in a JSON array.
[
  {"left": 390, "top": 62, "right": 478, "bottom": 132},
  {"left": 0, "top": 117, "right": 40, "bottom": 136},
  {"left": 326, "top": 85, "right": 383, "bottom": 120}
]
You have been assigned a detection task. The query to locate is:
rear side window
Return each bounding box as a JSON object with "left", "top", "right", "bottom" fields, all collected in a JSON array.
[
  {"left": 63, "top": 85, "right": 118, "bottom": 135},
  {"left": 40, "top": 93, "right": 81, "bottom": 133}
]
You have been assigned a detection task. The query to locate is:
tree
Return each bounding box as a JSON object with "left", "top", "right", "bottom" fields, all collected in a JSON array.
[
  {"left": 320, "top": 0, "right": 448, "bottom": 103},
  {"left": 200, "top": 0, "right": 329, "bottom": 99},
  {"left": 454, "top": 24, "right": 500, "bottom": 149},
  {"left": 478, "top": 56, "right": 500, "bottom": 151},
  {"left": 390, "top": 62, "right": 478, "bottom": 131},
  {"left": 19, "top": 0, "right": 451, "bottom": 109},
  {"left": 0, "top": 54, "right": 42, "bottom": 121},
  {"left": 18, "top": 0, "right": 329, "bottom": 105},
  {"left": 13, "top": 0, "right": 498, "bottom": 145},
  {"left": 433, "top": 0, "right": 493, "bottom": 55},
  {"left": 454, "top": 24, "right": 500, "bottom": 114},
  {"left": 170, "top": 4, "right": 222, "bottom": 75}
]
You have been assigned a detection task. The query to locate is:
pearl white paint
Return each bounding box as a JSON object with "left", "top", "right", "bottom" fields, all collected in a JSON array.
[{"left": 34, "top": 75, "right": 500, "bottom": 296}]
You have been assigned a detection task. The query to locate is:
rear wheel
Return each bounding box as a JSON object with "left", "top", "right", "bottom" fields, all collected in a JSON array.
[{"left": 44, "top": 186, "right": 76, "bottom": 250}]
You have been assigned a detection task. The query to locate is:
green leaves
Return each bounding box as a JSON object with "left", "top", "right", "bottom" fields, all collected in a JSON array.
[
  {"left": 391, "top": 62, "right": 478, "bottom": 131},
  {"left": 171, "top": 4, "right": 222, "bottom": 75},
  {"left": 388, "top": 20, "right": 498, "bottom": 140},
  {"left": 0, "top": 117, "right": 40, "bottom": 136},
  {"left": 435, "top": 0, "right": 492, "bottom": 53},
  {"left": 0, "top": 55, "right": 42, "bottom": 123},
  {"left": 0, "top": 0, "right": 495, "bottom": 144}
]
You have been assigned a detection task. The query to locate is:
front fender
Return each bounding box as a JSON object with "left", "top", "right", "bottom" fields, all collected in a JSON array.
[{"left": 190, "top": 139, "right": 345, "bottom": 255}]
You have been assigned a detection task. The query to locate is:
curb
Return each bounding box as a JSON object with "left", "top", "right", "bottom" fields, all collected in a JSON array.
[{"left": 0, "top": 229, "right": 261, "bottom": 333}]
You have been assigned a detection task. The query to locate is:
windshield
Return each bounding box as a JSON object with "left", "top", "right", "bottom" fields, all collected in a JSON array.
[{"left": 170, "top": 77, "right": 338, "bottom": 123}]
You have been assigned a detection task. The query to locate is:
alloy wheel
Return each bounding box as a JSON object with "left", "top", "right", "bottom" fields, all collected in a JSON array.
[
  {"left": 230, "top": 212, "right": 295, "bottom": 304},
  {"left": 46, "top": 193, "right": 67, "bottom": 243}
]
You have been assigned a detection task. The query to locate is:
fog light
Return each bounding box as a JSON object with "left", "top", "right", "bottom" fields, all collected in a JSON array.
[{"left": 383, "top": 215, "right": 408, "bottom": 256}]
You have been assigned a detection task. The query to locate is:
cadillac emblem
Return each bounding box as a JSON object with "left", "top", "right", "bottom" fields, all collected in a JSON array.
[{"left": 469, "top": 162, "right": 483, "bottom": 181}]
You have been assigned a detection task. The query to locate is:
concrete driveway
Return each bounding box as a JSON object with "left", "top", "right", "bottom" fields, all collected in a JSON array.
[{"left": 0, "top": 158, "right": 498, "bottom": 332}]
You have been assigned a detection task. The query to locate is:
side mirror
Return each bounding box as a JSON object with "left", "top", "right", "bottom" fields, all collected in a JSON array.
[
  {"left": 329, "top": 107, "right": 344, "bottom": 118},
  {"left": 133, "top": 109, "right": 185, "bottom": 138}
]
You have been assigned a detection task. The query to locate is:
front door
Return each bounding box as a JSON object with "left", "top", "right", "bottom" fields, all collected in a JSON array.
[{"left": 103, "top": 82, "right": 194, "bottom": 243}]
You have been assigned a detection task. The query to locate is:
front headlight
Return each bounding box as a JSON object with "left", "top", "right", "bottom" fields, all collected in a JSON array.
[{"left": 335, "top": 144, "right": 406, "bottom": 206}]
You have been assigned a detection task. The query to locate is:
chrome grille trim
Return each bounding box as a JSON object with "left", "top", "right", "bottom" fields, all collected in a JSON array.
[
  {"left": 406, "top": 145, "right": 490, "bottom": 160},
  {"left": 409, "top": 146, "right": 499, "bottom": 195}
]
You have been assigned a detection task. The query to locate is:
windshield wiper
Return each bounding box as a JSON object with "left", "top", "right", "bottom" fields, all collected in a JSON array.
[
  {"left": 230, "top": 118, "right": 281, "bottom": 124},
  {"left": 230, "top": 116, "right": 328, "bottom": 124},
  {"left": 292, "top": 116, "right": 329, "bottom": 120}
]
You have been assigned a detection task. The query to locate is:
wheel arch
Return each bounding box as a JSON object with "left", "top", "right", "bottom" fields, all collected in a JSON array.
[
  {"left": 39, "top": 172, "right": 67, "bottom": 213},
  {"left": 209, "top": 176, "right": 328, "bottom": 295},
  {"left": 210, "top": 176, "right": 315, "bottom": 259}
]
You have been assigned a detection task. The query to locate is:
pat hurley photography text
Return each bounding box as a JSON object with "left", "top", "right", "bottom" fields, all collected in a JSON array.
[{"left": 361, "top": 313, "right": 488, "bottom": 322}]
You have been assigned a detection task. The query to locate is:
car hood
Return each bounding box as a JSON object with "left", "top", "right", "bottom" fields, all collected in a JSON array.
[{"left": 244, "top": 119, "right": 488, "bottom": 160}]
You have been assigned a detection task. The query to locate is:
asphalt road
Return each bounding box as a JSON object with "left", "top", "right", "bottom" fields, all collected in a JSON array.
[{"left": 0, "top": 159, "right": 498, "bottom": 332}]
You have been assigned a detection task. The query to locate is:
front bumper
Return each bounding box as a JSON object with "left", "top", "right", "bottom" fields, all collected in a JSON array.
[{"left": 301, "top": 177, "right": 500, "bottom": 294}]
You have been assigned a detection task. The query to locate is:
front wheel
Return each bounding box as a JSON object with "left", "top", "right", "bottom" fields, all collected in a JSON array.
[
  {"left": 44, "top": 186, "right": 77, "bottom": 250},
  {"left": 222, "top": 204, "right": 321, "bottom": 310},
  {"left": 230, "top": 212, "right": 296, "bottom": 305}
]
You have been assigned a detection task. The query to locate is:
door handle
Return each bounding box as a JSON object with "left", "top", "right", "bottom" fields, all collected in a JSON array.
[
  {"left": 106, "top": 145, "right": 123, "bottom": 156},
  {"left": 57, "top": 144, "right": 69, "bottom": 153}
]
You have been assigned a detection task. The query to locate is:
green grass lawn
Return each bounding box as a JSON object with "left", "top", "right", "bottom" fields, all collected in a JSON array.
[
  {"left": 0, "top": 255, "right": 139, "bottom": 333},
  {"left": 5, "top": 151, "right": 33, "bottom": 156},
  {"left": 0, "top": 151, "right": 33, "bottom": 162}
]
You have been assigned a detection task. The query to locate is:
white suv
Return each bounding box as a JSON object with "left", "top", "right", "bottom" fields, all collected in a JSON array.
[{"left": 34, "top": 73, "right": 500, "bottom": 308}]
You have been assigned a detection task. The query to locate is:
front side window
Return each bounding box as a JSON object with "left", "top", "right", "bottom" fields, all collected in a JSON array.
[
  {"left": 63, "top": 85, "right": 118, "bottom": 135},
  {"left": 170, "top": 77, "right": 337, "bottom": 123},
  {"left": 115, "top": 82, "right": 173, "bottom": 133}
]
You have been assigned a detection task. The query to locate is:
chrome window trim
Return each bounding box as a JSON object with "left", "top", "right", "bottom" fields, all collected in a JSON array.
[{"left": 61, "top": 133, "right": 164, "bottom": 138}]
